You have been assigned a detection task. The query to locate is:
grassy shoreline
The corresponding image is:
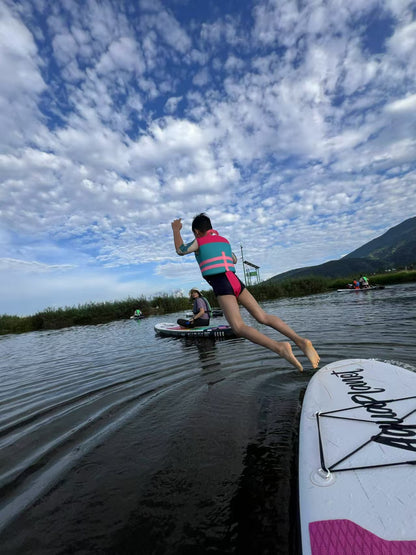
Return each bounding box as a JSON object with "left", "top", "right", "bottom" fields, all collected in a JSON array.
[{"left": 1, "top": 270, "right": 415, "bottom": 336}]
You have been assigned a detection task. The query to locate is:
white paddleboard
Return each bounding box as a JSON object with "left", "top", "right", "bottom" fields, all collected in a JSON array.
[
  {"left": 299, "top": 359, "right": 416, "bottom": 555},
  {"left": 154, "top": 322, "right": 235, "bottom": 338}
]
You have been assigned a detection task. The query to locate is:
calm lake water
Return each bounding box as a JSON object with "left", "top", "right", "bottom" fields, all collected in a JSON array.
[{"left": 1, "top": 284, "right": 415, "bottom": 555}]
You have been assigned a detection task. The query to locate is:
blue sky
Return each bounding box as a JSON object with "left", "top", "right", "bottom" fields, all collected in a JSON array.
[{"left": 1, "top": 0, "right": 416, "bottom": 316}]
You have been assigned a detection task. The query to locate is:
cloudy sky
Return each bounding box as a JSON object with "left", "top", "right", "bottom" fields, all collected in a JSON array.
[{"left": 1, "top": 0, "right": 416, "bottom": 316}]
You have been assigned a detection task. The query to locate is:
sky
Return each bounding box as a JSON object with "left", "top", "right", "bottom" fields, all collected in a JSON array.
[{"left": 1, "top": 0, "right": 416, "bottom": 316}]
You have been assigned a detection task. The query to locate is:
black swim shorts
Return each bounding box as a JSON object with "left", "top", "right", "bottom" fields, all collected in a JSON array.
[{"left": 204, "top": 271, "right": 246, "bottom": 298}]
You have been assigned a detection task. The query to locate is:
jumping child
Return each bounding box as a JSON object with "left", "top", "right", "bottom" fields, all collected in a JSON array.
[{"left": 171, "top": 213, "right": 320, "bottom": 372}]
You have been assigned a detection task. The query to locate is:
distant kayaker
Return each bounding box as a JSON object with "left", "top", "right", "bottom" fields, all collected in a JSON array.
[
  {"left": 359, "top": 275, "right": 369, "bottom": 288},
  {"left": 171, "top": 213, "right": 320, "bottom": 372}
]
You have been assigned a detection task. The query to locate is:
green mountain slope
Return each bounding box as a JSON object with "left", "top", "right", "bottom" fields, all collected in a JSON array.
[
  {"left": 344, "top": 216, "right": 416, "bottom": 267},
  {"left": 267, "top": 216, "right": 416, "bottom": 283}
]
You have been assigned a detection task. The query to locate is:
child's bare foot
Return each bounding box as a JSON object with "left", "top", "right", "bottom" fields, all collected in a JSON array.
[
  {"left": 296, "top": 338, "right": 320, "bottom": 369},
  {"left": 275, "top": 341, "right": 303, "bottom": 372}
]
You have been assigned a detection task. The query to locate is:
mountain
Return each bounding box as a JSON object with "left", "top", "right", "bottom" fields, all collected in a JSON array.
[
  {"left": 344, "top": 216, "right": 416, "bottom": 266},
  {"left": 266, "top": 216, "right": 416, "bottom": 283}
]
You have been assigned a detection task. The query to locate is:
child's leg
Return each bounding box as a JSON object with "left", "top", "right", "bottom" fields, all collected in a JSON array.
[
  {"left": 218, "top": 294, "right": 304, "bottom": 371},
  {"left": 236, "top": 289, "right": 320, "bottom": 369}
]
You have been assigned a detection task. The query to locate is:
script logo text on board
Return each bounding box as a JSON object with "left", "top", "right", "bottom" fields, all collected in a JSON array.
[{"left": 331, "top": 368, "right": 416, "bottom": 453}]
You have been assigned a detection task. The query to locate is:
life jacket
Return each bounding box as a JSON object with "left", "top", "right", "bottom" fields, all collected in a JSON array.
[
  {"left": 201, "top": 296, "right": 212, "bottom": 317},
  {"left": 195, "top": 230, "right": 236, "bottom": 277}
]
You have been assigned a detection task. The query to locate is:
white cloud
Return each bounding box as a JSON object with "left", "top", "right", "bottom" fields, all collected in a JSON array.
[
  {"left": 387, "top": 20, "right": 416, "bottom": 58},
  {"left": 0, "top": 4, "right": 46, "bottom": 153},
  {"left": 165, "top": 95, "right": 183, "bottom": 114},
  {"left": 1, "top": 0, "right": 416, "bottom": 316},
  {"left": 96, "top": 37, "right": 146, "bottom": 74},
  {"left": 385, "top": 93, "right": 416, "bottom": 113},
  {"left": 192, "top": 67, "right": 210, "bottom": 87},
  {"left": 0, "top": 258, "right": 74, "bottom": 273}
]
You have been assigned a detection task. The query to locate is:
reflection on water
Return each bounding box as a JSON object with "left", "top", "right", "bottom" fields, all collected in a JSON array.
[{"left": 0, "top": 284, "right": 415, "bottom": 554}]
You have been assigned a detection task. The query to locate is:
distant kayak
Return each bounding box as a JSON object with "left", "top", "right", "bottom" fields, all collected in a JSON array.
[
  {"left": 155, "top": 322, "right": 235, "bottom": 338},
  {"left": 337, "top": 286, "right": 385, "bottom": 292}
]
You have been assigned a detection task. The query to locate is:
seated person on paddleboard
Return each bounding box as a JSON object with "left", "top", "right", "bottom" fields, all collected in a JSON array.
[
  {"left": 171, "top": 213, "right": 320, "bottom": 372},
  {"left": 177, "top": 288, "right": 210, "bottom": 328}
]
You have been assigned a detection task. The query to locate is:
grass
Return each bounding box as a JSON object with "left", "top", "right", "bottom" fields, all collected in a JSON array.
[{"left": 1, "top": 269, "right": 415, "bottom": 336}]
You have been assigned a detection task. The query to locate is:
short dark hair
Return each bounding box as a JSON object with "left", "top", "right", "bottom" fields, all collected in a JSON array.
[{"left": 192, "top": 213, "right": 212, "bottom": 233}]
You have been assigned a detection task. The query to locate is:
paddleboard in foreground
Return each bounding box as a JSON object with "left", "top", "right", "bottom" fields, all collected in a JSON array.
[
  {"left": 299, "top": 359, "right": 416, "bottom": 555},
  {"left": 154, "top": 322, "right": 236, "bottom": 338}
]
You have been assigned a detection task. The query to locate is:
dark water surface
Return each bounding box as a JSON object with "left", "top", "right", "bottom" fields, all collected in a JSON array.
[{"left": 1, "top": 284, "right": 415, "bottom": 554}]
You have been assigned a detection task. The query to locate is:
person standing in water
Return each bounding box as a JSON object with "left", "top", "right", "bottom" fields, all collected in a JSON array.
[{"left": 171, "top": 213, "right": 320, "bottom": 372}]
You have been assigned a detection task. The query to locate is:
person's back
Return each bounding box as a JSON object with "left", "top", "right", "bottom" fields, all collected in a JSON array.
[{"left": 193, "top": 295, "right": 209, "bottom": 322}]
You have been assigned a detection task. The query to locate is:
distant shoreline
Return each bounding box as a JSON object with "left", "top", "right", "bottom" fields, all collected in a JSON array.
[{"left": 1, "top": 270, "right": 415, "bottom": 336}]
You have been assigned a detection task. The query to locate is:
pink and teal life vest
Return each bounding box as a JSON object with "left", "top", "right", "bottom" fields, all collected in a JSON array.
[{"left": 195, "top": 230, "right": 236, "bottom": 276}]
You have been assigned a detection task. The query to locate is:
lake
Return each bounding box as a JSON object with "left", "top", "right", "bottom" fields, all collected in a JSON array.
[{"left": 1, "top": 283, "right": 415, "bottom": 554}]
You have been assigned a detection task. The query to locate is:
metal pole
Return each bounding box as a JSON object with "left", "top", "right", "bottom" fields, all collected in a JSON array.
[{"left": 240, "top": 244, "right": 247, "bottom": 285}]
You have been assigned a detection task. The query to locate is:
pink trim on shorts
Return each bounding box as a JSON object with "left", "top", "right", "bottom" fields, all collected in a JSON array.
[
  {"left": 309, "top": 519, "right": 416, "bottom": 554},
  {"left": 226, "top": 271, "right": 243, "bottom": 297}
]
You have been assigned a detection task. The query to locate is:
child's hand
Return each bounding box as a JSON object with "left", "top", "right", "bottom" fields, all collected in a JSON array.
[{"left": 171, "top": 218, "right": 182, "bottom": 232}]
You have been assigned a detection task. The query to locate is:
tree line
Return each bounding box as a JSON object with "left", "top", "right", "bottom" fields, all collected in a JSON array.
[{"left": 1, "top": 270, "right": 415, "bottom": 335}]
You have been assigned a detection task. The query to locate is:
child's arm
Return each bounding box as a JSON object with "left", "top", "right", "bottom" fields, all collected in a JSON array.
[
  {"left": 171, "top": 218, "right": 185, "bottom": 252},
  {"left": 171, "top": 218, "right": 198, "bottom": 255}
]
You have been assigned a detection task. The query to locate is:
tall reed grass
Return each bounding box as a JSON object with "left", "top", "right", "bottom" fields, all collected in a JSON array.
[{"left": 1, "top": 270, "right": 415, "bottom": 335}]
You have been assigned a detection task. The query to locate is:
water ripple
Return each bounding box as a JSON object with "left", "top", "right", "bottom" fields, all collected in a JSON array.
[{"left": 0, "top": 284, "right": 415, "bottom": 553}]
